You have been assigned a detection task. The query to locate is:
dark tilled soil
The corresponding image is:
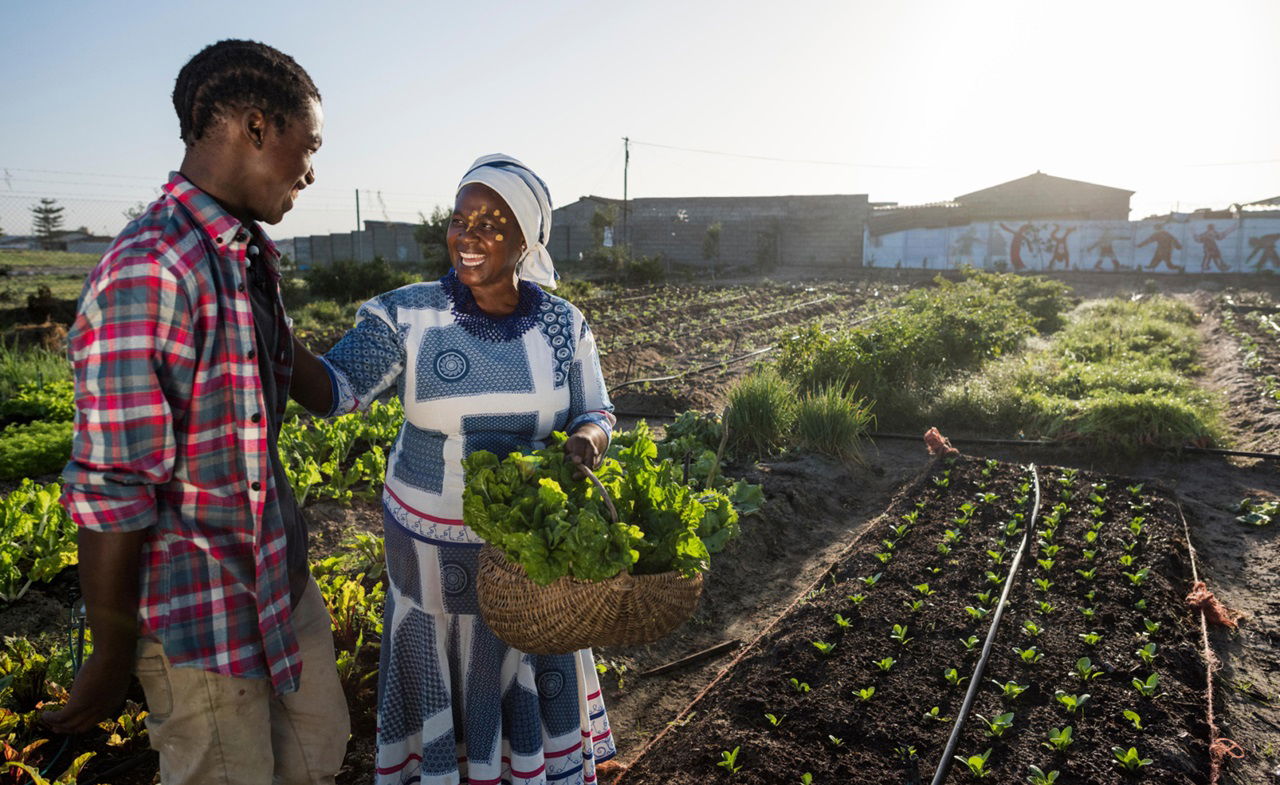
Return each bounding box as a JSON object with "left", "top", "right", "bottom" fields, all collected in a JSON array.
[{"left": 617, "top": 457, "right": 1209, "bottom": 785}]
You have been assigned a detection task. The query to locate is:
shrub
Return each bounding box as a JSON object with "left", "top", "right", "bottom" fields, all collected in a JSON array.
[
  {"left": 0, "top": 380, "right": 75, "bottom": 422},
  {"left": 794, "top": 385, "right": 873, "bottom": 464},
  {"left": 725, "top": 366, "right": 796, "bottom": 460},
  {"left": 0, "top": 420, "right": 73, "bottom": 479},
  {"left": 0, "top": 340, "right": 69, "bottom": 402},
  {"left": 959, "top": 267, "right": 1077, "bottom": 333},
  {"left": 304, "top": 257, "right": 417, "bottom": 303}
]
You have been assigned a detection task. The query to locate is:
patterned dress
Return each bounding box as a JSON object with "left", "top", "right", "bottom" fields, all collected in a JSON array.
[{"left": 321, "top": 271, "right": 617, "bottom": 785}]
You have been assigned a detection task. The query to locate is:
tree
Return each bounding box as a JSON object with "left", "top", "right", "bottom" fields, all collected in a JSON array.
[
  {"left": 30, "top": 198, "right": 65, "bottom": 250},
  {"left": 123, "top": 202, "right": 147, "bottom": 221},
  {"left": 414, "top": 205, "right": 452, "bottom": 277},
  {"left": 702, "top": 222, "right": 722, "bottom": 263},
  {"left": 590, "top": 204, "right": 619, "bottom": 247}
]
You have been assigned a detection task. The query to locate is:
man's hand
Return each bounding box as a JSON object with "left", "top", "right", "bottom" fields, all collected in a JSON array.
[
  {"left": 42, "top": 647, "right": 134, "bottom": 734},
  {"left": 41, "top": 528, "right": 148, "bottom": 735},
  {"left": 564, "top": 423, "right": 609, "bottom": 478}
]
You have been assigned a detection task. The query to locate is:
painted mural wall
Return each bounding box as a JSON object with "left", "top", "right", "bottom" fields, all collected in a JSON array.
[{"left": 864, "top": 216, "right": 1280, "bottom": 273}]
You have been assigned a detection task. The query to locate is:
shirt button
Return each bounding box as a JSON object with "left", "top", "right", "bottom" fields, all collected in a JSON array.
[
  {"left": 237, "top": 283, "right": 246, "bottom": 293},
  {"left": 251, "top": 412, "right": 262, "bottom": 424},
  {"left": 247, "top": 348, "right": 257, "bottom": 360},
  {"left": 236, "top": 232, "right": 248, "bottom": 242},
  {"left": 251, "top": 481, "right": 262, "bottom": 492}
]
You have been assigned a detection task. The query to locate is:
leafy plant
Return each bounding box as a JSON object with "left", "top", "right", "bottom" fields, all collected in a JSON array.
[
  {"left": 1014, "top": 646, "right": 1043, "bottom": 664},
  {"left": 717, "top": 746, "right": 743, "bottom": 775},
  {"left": 764, "top": 712, "right": 784, "bottom": 727},
  {"left": 1022, "top": 621, "right": 1043, "bottom": 638},
  {"left": 976, "top": 712, "right": 1014, "bottom": 738},
  {"left": 1072, "top": 657, "right": 1101, "bottom": 680},
  {"left": 1027, "top": 765, "right": 1060, "bottom": 785},
  {"left": 1132, "top": 673, "right": 1162, "bottom": 698},
  {"left": 1111, "top": 746, "right": 1153, "bottom": 772},
  {"left": 944, "top": 668, "right": 968, "bottom": 687},
  {"left": 788, "top": 678, "right": 810, "bottom": 693},
  {"left": 855, "top": 686, "right": 875, "bottom": 702},
  {"left": 725, "top": 367, "right": 796, "bottom": 459},
  {"left": 873, "top": 657, "right": 896, "bottom": 672},
  {"left": 1123, "top": 709, "right": 1144, "bottom": 730},
  {"left": 860, "top": 573, "right": 882, "bottom": 588},
  {"left": 833, "top": 613, "right": 851, "bottom": 628},
  {"left": 1123, "top": 568, "right": 1150, "bottom": 587},
  {"left": 954, "top": 748, "right": 993, "bottom": 779},
  {"left": 924, "top": 705, "right": 951, "bottom": 722},
  {"left": 1054, "top": 690, "right": 1091, "bottom": 717},
  {"left": 992, "top": 679, "right": 1028, "bottom": 700},
  {"left": 1078, "top": 631, "right": 1102, "bottom": 647},
  {"left": 828, "top": 735, "right": 845, "bottom": 748},
  {"left": 1042, "top": 726, "right": 1074, "bottom": 751},
  {"left": 812, "top": 640, "right": 836, "bottom": 656},
  {"left": 960, "top": 635, "right": 979, "bottom": 651},
  {"left": 0, "top": 480, "right": 78, "bottom": 601},
  {"left": 889, "top": 624, "right": 913, "bottom": 647},
  {"left": 1143, "top": 618, "right": 1162, "bottom": 635},
  {"left": 1136, "top": 643, "right": 1157, "bottom": 666}
]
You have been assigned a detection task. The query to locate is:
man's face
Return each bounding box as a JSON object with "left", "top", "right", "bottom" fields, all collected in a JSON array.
[
  {"left": 447, "top": 184, "right": 523, "bottom": 290},
  {"left": 246, "top": 98, "right": 323, "bottom": 225}
]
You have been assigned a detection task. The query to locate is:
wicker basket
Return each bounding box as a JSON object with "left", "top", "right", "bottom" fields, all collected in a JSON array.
[
  {"left": 477, "top": 545, "right": 703, "bottom": 654},
  {"left": 475, "top": 466, "right": 704, "bottom": 654}
]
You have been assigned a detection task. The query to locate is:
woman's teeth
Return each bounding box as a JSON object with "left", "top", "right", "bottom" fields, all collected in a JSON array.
[{"left": 460, "top": 253, "right": 485, "bottom": 267}]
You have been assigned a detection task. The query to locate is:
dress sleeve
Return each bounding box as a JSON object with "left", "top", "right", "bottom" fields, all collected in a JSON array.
[
  {"left": 61, "top": 253, "right": 192, "bottom": 533},
  {"left": 319, "top": 296, "right": 406, "bottom": 416},
  {"left": 566, "top": 308, "right": 616, "bottom": 442}
]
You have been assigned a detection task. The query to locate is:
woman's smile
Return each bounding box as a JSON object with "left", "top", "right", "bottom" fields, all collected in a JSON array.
[{"left": 459, "top": 252, "right": 486, "bottom": 267}]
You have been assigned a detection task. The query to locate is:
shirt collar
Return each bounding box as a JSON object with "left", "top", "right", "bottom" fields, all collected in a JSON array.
[{"left": 163, "top": 172, "right": 282, "bottom": 280}]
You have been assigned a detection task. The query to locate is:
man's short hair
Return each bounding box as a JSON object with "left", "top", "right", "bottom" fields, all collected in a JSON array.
[{"left": 173, "top": 39, "right": 321, "bottom": 146}]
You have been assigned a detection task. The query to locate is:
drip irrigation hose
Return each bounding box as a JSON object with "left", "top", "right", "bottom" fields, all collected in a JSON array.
[
  {"left": 868, "top": 432, "right": 1280, "bottom": 461},
  {"left": 929, "top": 463, "right": 1043, "bottom": 785},
  {"left": 40, "top": 598, "right": 87, "bottom": 778}
]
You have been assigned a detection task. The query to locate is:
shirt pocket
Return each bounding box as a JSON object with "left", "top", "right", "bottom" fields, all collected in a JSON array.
[{"left": 133, "top": 643, "right": 173, "bottom": 721}]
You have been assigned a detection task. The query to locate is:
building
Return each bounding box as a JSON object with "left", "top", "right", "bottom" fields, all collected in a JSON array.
[
  {"left": 277, "top": 220, "right": 422, "bottom": 268},
  {"left": 550, "top": 193, "right": 870, "bottom": 272}
]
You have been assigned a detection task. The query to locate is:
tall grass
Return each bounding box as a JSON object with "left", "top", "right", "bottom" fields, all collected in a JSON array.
[
  {"left": 724, "top": 366, "right": 796, "bottom": 460},
  {"left": 794, "top": 384, "right": 874, "bottom": 464},
  {"left": 0, "top": 341, "right": 70, "bottom": 402}
]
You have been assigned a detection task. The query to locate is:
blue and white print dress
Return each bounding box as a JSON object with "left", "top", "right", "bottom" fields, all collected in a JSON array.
[{"left": 321, "top": 271, "right": 618, "bottom": 785}]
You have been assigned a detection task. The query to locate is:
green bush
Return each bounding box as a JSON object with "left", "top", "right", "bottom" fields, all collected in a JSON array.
[
  {"left": 794, "top": 385, "right": 873, "bottom": 464},
  {"left": 724, "top": 367, "right": 796, "bottom": 460},
  {"left": 0, "top": 421, "right": 73, "bottom": 480},
  {"left": 0, "top": 380, "right": 75, "bottom": 422},
  {"left": 0, "top": 341, "right": 69, "bottom": 402},
  {"left": 304, "top": 257, "right": 418, "bottom": 303},
  {"left": 959, "top": 267, "right": 1077, "bottom": 333}
]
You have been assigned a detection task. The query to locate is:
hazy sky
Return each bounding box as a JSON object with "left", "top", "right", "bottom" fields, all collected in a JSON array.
[{"left": 3, "top": 0, "right": 1278, "bottom": 240}]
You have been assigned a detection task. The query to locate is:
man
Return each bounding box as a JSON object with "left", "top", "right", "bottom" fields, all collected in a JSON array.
[
  {"left": 44, "top": 40, "right": 348, "bottom": 785},
  {"left": 1138, "top": 225, "right": 1184, "bottom": 272}
]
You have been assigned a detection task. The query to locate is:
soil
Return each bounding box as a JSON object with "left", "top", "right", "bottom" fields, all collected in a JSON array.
[{"left": 616, "top": 457, "right": 1210, "bottom": 785}]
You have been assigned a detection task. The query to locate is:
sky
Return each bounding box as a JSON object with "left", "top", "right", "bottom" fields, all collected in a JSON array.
[{"left": 3, "top": 0, "right": 1278, "bottom": 241}]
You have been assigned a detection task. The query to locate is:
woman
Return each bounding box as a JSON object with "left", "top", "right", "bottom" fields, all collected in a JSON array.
[{"left": 294, "top": 155, "right": 618, "bottom": 784}]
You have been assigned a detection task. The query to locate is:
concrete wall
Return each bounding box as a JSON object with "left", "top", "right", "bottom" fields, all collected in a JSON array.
[
  {"left": 865, "top": 215, "right": 1280, "bottom": 273},
  {"left": 551, "top": 194, "right": 869, "bottom": 271},
  {"left": 283, "top": 221, "right": 422, "bottom": 268}
]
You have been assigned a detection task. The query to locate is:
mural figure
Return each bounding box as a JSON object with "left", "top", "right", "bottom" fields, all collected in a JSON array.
[
  {"left": 1088, "top": 228, "right": 1124, "bottom": 271},
  {"left": 1193, "top": 224, "right": 1235, "bottom": 272},
  {"left": 1245, "top": 233, "right": 1280, "bottom": 271},
  {"left": 999, "top": 222, "right": 1036, "bottom": 271},
  {"left": 1137, "top": 226, "right": 1184, "bottom": 272},
  {"left": 1046, "top": 225, "right": 1076, "bottom": 271},
  {"left": 950, "top": 227, "right": 983, "bottom": 267}
]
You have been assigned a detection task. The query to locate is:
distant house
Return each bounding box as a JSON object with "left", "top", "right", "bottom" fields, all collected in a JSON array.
[
  {"left": 550, "top": 193, "right": 869, "bottom": 271},
  {"left": 278, "top": 220, "right": 422, "bottom": 268},
  {"left": 870, "top": 172, "right": 1134, "bottom": 236},
  {"left": 0, "top": 235, "right": 40, "bottom": 251}
]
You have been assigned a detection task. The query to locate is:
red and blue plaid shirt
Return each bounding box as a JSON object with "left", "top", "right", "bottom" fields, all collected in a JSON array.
[{"left": 62, "top": 172, "right": 301, "bottom": 694}]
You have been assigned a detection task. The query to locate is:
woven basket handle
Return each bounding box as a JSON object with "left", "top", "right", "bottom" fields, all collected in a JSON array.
[{"left": 579, "top": 464, "right": 618, "bottom": 524}]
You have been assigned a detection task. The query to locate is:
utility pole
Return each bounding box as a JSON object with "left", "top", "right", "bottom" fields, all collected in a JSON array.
[
  {"left": 622, "top": 136, "right": 630, "bottom": 250},
  {"left": 355, "top": 189, "right": 362, "bottom": 261}
]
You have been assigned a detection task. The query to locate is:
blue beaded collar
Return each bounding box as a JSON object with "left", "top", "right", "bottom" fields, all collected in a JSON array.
[{"left": 440, "top": 269, "right": 545, "bottom": 342}]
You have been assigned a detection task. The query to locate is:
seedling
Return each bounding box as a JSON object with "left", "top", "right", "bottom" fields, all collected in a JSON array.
[
  {"left": 1118, "top": 553, "right": 1135, "bottom": 567},
  {"left": 976, "top": 492, "right": 997, "bottom": 505},
  {"left": 1127, "top": 483, "right": 1143, "bottom": 495},
  {"left": 977, "top": 711, "right": 1015, "bottom": 738},
  {"left": 1082, "top": 549, "right": 1097, "bottom": 561},
  {"left": 1128, "top": 517, "right": 1146, "bottom": 536},
  {"left": 1014, "top": 646, "right": 1043, "bottom": 664},
  {"left": 1136, "top": 643, "right": 1157, "bottom": 666},
  {"left": 903, "top": 599, "right": 924, "bottom": 613},
  {"left": 799, "top": 774, "right": 813, "bottom": 785},
  {"left": 1143, "top": 618, "right": 1162, "bottom": 635},
  {"left": 789, "top": 678, "right": 810, "bottom": 693},
  {"left": 1075, "top": 567, "right": 1097, "bottom": 581},
  {"left": 1023, "top": 620, "right": 1043, "bottom": 638},
  {"left": 1123, "top": 568, "right": 1150, "bottom": 587},
  {"left": 1036, "top": 558, "right": 1055, "bottom": 572},
  {"left": 937, "top": 543, "right": 953, "bottom": 556},
  {"left": 1033, "top": 578, "right": 1053, "bottom": 593},
  {"left": 1132, "top": 673, "right": 1161, "bottom": 698},
  {"left": 1122, "top": 540, "right": 1139, "bottom": 553},
  {"left": 764, "top": 713, "right": 784, "bottom": 727},
  {"left": 943, "top": 528, "right": 963, "bottom": 544},
  {"left": 944, "top": 667, "right": 968, "bottom": 687},
  {"left": 873, "top": 656, "right": 896, "bottom": 672},
  {"left": 914, "top": 582, "right": 936, "bottom": 597},
  {"left": 860, "top": 573, "right": 882, "bottom": 588},
  {"left": 1134, "top": 598, "right": 1147, "bottom": 611},
  {"left": 1083, "top": 530, "right": 1099, "bottom": 544},
  {"left": 965, "top": 605, "right": 991, "bottom": 621},
  {"left": 717, "top": 746, "right": 742, "bottom": 775},
  {"left": 855, "top": 686, "right": 875, "bottom": 702},
  {"left": 1027, "top": 765, "right": 1061, "bottom": 785},
  {"left": 833, "top": 613, "right": 851, "bottom": 628},
  {"left": 827, "top": 735, "right": 844, "bottom": 748},
  {"left": 960, "top": 635, "right": 979, "bottom": 651},
  {"left": 1078, "top": 631, "right": 1103, "bottom": 647},
  {"left": 1042, "top": 725, "right": 1074, "bottom": 751},
  {"left": 923, "top": 706, "right": 951, "bottom": 722},
  {"left": 874, "top": 551, "right": 893, "bottom": 564},
  {"left": 1054, "top": 691, "right": 1091, "bottom": 717},
  {"left": 1036, "top": 601, "right": 1055, "bottom": 616},
  {"left": 991, "top": 679, "right": 1028, "bottom": 700},
  {"left": 1039, "top": 543, "right": 1061, "bottom": 557},
  {"left": 1078, "top": 606, "right": 1096, "bottom": 621},
  {"left": 848, "top": 593, "right": 866, "bottom": 606},
  {"left": 890, "top": 624, "right": 913, "bottom": 647},
  {"left": 890, "top": 522, "right": 909, "bottom": 538},
  {"left": 986, "top": 549, "right": 1006, "bottom": 565},
  {"left": 896, "top": 745, "right": 920, "bottom": 764},
  {"left": 954, "top": 748, "right": 993, "bottom": 779},
  {"left": 985, "top": 570, "right": 1005, "bottom": 586},
  {"left": 812, "top": 640, "right": 836, "bottom": 656},
  {"left": 1111, "top": 746, "right": 1153, "bottom": 772},
  {"left": 975, "top": 590, "right": 994, "bottom": 606},
  {"left": 1003, "top": 520, "right": 1021, "bottom": 537},
  {"left": 901, "top": 510, "right": 920, "bottom": 525},
  {"left": 881, "top": 539, "right": 897, "bottom": 551},
  {"left": 1123, "top": 709, "right": 1144, "bottom": 730},
  {"left": 933, "top": 475, "right": 950, "bottom": 488},
  {"left": 1072, "top": 657, "right": 1101, "bottom": 680}
]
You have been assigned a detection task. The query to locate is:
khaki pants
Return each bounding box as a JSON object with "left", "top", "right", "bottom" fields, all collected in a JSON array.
[{"left": 134, "top": 578, "right": 350, "bottom": 785}]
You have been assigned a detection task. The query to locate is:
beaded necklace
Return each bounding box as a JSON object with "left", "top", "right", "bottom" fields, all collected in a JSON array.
[{"left": 440, "top": 269, "right": 544, "bottom": 342}]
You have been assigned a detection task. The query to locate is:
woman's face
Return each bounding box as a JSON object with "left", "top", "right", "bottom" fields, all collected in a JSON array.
[{"left": 447, "top": 183, "right": 523, "bottom": 290}]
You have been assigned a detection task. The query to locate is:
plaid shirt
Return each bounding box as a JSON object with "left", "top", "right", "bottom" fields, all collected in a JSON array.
[{"left": 62, "top": 172, "right": 301, "bottom": 694}]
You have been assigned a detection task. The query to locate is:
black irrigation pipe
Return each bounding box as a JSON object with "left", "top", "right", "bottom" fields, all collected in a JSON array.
[
  {"left": 929, "top": 463, "right": 1043, "bottom": 785},
  {"left": 868, "top": 432, "right": 1280, "bottom": 461}
]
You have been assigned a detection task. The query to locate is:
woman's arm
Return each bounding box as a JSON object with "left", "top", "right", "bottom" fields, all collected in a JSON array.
[
  {"left": 564, "top": 307, "right": 616, "bottom": 473},
  {"left": 293, "top": 298, "right": 406, "bottom": 417}
]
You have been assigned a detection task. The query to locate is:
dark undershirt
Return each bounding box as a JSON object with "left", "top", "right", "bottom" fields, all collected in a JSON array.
[{"left": 245, "top": 242, "right": 309, "bottom": 606}]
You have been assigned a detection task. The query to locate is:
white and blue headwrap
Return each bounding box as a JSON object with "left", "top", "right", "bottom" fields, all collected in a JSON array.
[{"left": 457, "top": 154, "right": 557, "bottom": 289}]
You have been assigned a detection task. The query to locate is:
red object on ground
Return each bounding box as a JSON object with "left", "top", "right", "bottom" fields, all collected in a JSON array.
[
  {"left": 1186, "top": 580, "right": 1242, "bottom": 629},
  {"left": 923, "top": 427, "right": 959, "bottom": 458}
]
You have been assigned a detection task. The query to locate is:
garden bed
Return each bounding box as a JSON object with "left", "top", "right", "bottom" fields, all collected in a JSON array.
[{"left": 619, "top": 456, "right": 1209, "bottom": 784}]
